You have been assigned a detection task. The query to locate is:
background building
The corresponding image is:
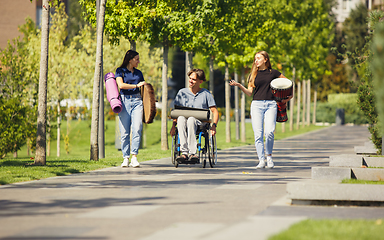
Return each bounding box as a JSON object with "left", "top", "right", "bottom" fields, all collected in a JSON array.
[
  {"left": 0, "top": 0, "right": 68, "bottom": 50},
  {"left": 333, "top": 0, "right": 384, "bottom": 24},
  {"left": 0, "top": 0, "right": 38, "bottom": 49}
]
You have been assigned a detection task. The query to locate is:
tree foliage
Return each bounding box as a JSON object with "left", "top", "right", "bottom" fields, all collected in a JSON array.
[
  {"left": 371, "top": 20, "right": 384, "bottom": 137},
  {"left": 317, "top": 54, "right": 349, "bottom": 101},
  {"left": 354, "top": 11, "right": 384, "bottom": 153},
  {"left": 0, "top": 20, "right": 39, "bottom": 158},
  {"left": 266, "top": 0, "right": 334, "bottom": 82}
]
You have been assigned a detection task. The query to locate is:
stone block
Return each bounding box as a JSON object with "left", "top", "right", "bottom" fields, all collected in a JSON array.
[
  {"left": 312, "top": 167, "right": 351, "bottom": 180},
  {"left": 287, "top": 181, "right": 384, "bottom": 202},
  {"left": 363, "top": 157, "right": 384, "bottom": 168},
  {"left": 329, "top": 154, "right": 363, "bottom": 167},
  {"left": 354, "top": 146, "right": 377, "bottom": 155},
  {"left": 365, "top": 141, "right": 375, "bottom": 148},
  {"left": 352, "top": 168, "right": 384, "bottom": 181}
]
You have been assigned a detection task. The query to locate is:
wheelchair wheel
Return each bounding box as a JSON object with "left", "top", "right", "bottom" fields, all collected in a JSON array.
[
  {"left": 197, "top": 133, "right": 207, "bottom": 168},
  {"left": 197, "top": 142, "right": 208, "bottom": 168},
  {"left": 208, "top": 133, "right": 217, "bottom": 167},
  {"left": 171, "top": 130, "right": 179, "bottom": 168}
]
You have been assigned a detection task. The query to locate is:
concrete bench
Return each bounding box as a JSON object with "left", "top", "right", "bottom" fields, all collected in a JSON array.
[
  {"left": 287, "top": 181, "right": 384, "bottom": 205},
  {"left": 329, "top": 154, "right": 363, "bottom": 167}
]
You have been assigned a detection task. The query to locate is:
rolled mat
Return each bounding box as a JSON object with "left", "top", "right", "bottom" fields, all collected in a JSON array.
[
  {"left": 104, "top": 72, "right": 122, "bottom": 113},
  {"left": 170, "top": 109, "right": 210, "bottom": 121}
]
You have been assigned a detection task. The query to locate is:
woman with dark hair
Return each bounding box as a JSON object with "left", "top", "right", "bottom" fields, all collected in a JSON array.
[
  {"left": 115, "top": 50, "right": 147, "bottom": 167},
  {"left": 229, "top": 51, "right": 291, "bottom": 169}
]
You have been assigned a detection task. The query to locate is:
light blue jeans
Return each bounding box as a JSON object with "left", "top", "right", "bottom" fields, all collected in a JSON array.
[
  {"left": 118, "top": 93, "right": 143, "bottom": 158},
  {"left": 250, "top": 100, "right": 277, "bottom": 161}
]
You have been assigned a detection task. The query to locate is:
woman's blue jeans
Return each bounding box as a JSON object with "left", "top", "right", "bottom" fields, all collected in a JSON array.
[
  {"left": 118, "top": 93, "right": 143, "bottom": 158},
  {"left": 250, "top": 100, "right": 277, "bottom": 161}
]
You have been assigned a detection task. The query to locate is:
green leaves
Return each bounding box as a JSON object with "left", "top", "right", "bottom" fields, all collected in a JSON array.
[
  {"left": 0, "top": 97, "right": 35, "bottom": 158},
  {"left": 371, "top": 21, "right": 384, "bottom": 136}
]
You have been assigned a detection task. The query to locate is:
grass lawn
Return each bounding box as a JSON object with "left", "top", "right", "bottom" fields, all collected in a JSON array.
[
  {"left": 342, "top": 179, "right": 384, "bottom": 185},
  {"left": 0, "top": 119, "right": 323, "bottom": 185},
  {"left": 269, "top": 219, "right": 384, "bottom": 240}
]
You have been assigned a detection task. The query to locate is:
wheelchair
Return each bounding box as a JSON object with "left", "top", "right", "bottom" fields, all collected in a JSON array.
[{"left": 171, "top": 122, "right": 217, "bottom": 168}]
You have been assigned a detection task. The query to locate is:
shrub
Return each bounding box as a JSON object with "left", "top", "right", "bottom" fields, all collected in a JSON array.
[
  {"left": 0, "top": 98, "right": 35, "bottom": 158},
  {"left": 315, "top": 93, "right": 367, "bottom": 124}
]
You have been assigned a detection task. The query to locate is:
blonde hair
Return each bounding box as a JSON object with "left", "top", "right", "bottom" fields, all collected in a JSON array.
[{"left": 247, "top": 51, "right": 272, "bottom": 88}]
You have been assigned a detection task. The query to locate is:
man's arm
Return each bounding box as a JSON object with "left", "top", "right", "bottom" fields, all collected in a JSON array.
[{"left": 209, "top": 106, "right": 219, "bottom": 136}]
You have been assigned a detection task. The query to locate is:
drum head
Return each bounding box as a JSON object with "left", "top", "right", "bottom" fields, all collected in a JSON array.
[
  {"left": 142, "top": 84, "right": 156, "bottom": 124},
  {"left": 270, "top": 78, "right": 293, "bottom": 89}
]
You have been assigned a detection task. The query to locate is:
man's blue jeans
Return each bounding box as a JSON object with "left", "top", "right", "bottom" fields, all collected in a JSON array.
[
  {"left": 118, "top": 93, "right": 143, "bottom": 158},
  {"left": 250, "top": 100, "right": 277, "bottom": 161}
]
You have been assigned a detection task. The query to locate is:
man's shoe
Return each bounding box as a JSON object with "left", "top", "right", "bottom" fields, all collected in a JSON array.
[
  {"left": 189, "top": 154, "right": 199, "bottom": 163},
  {"left": 255, "top": 160, "right": 265, "bottom": 169},
  {"left": 129, "top": 156, "right": 140, "bottom": 168},
  {"left": 176, "top": 154, "right": 188, "bottom": 163},
  {"left": 121, "top": 157, "right": 129, "bottom": 167}
]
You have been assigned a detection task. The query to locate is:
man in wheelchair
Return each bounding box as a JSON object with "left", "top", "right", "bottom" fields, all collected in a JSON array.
[{"left": 170, "top": 69, "right": 219, "bottom": 164}]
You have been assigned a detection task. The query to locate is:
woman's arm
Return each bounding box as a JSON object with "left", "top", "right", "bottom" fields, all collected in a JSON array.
[
  {"left": 116, "top": 77, "right": 146, "bottom": 90},
  {"left": 229, "top": 80, "right": 254, "bottom": 97}
]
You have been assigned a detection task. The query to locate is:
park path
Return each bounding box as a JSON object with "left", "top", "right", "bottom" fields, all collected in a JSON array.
[{"left": 0, "top": 125, "right": 380, "bottom": 240}]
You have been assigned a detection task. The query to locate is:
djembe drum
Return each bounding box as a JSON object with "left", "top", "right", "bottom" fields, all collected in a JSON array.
[
  {"left": 141, "top": 84, "right": 157, "bottom": 124},
  {"left": 270, "top": 78, "right": 293, "bottom": 122}
]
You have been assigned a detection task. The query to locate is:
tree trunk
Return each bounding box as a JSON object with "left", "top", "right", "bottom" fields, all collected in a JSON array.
[
  {"left": 98, "top": 67, "right": 105, "bottom": 159},
  {"left": 225, "top": 61, "right": 231, "bottom": 143},
  {"left": 161, "top": 44, "right": 169, "bottom": 150},
  {"left": 34, "top": 0, "right": 50, "bottom": 165},
  {"left": 142, "top": 124, "right": 147, "bottom": 148},
  {"left": 90, "top": 0, "right": 106, "bottom": 161},
  {"left": 47, "top": 108, "right": 51, "bottom": 157},
  {"left": 312, "top": 89, "right": 317, "bottom": 125},
  {"left": 185, "top": 52, "right": 193, "bottom": 88},
  {"left": 129, "top": 39, "right": 136, "bottom": 51},
  {"left": 57, "top": 101, "right": 61, "bottom": 157},
  {"left": 289, "top": 82, "right": 295, "bottom": 131},
  {"left": 289, "top": 67, "right": 296, "bottom": 131},
  {"left": 66, "top": 105, "right": 70, "bottom": 155},
  {"left": 234, "top": 70, "right": 239, "bottom": 140},
  {"left": 296, "top": 81, "right": 301, "bottom": 130},
  {"left": 97, "top": 0, "right": 105, "bottom": 159},
  {"left": 209, "top": 56, "right": 214, "bottom": 96},
  {"left": 240, "top": 68, "right": 246, "bottom": 142},
  {"left": 302, "top": 80, "right": 306, "bottom": 127},
  {"left": 307, "top": 80, "right": 310, "bottom": 125}
]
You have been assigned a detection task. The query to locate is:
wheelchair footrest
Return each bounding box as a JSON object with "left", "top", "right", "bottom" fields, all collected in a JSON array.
[{"left": 176, "top": 158, "right": 200, "bottom": 165}]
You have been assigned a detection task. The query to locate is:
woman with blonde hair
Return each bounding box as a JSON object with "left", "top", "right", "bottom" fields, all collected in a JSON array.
[{"left": 229, "top": 51, "right": 291, "bottom": 169}]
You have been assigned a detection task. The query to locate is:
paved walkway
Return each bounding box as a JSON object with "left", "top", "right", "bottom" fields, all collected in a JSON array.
[{"left": 1, "top": 125, "right": 383, "bottom": 240}]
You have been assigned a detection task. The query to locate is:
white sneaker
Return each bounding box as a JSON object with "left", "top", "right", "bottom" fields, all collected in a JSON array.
[
  {"left": 121, "top": 157, "right": 129, "bottom": 167},
  {"left": 129, "top": 156, "right": 140, "bottom": 168},
  {"left": 256, "top": 160, "right": 265, "bottom": 169},
  {"left": 266, "top": 156, "right": 274, "bottom": 169}
]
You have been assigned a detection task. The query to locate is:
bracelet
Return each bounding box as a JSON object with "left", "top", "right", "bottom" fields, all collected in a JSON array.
[
  {"left": 212, "top": 123, "right": 217, "bottom": 127},
  {"left": 135, "top": 84, "right": 138, "bottom": 89}
]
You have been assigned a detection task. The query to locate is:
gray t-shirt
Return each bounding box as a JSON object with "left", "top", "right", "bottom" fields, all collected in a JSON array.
[{"left": 174, "top": 88, "right": 216, "bottom": 109}]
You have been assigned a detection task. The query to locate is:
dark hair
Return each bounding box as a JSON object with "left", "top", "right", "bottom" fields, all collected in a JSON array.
[
  {"left": 119, "top": 50, "right": 139, "bottom": 68},
  {"left": 187, "top": 68, "right": 206, "bottom": 81}
]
